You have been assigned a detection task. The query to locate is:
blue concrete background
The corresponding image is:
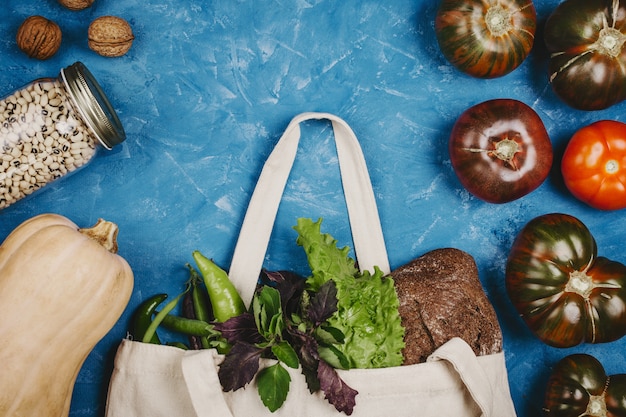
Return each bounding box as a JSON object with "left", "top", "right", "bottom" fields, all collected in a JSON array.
[{"left": 1, "top": 1, "right": 625, "bottom": 416}]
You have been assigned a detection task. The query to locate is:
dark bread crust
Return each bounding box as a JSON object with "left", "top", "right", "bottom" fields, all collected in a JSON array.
[{"left": 391, "top": 248, "right": 503, "bottom": 365}]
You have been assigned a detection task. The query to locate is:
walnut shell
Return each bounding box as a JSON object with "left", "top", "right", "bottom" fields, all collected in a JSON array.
[
  {"left": 88, "top": 16, "right": 134, "bottom": 57},
  {"left": 58, "top": 0, "right": 94, "bottom": 11},
  {"left": 16, "top": 16, "right": 62, "bottom": 60}
]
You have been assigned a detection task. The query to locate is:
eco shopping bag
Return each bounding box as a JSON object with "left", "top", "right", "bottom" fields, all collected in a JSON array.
[{"left": 105, "top": 112, "right": 517, "bottom": 417}]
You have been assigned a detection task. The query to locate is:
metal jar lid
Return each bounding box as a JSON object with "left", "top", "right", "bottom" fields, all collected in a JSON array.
[{"left": 60, "top": 62, "right": 126, "bottom": 149}]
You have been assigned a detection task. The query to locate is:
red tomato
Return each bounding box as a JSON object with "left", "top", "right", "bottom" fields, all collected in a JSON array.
[
  {"left": 562, "top": 120, "right": 626, "bottom": 210},
  {"left": 449, "top": 99, "right": 553, "bottom": 203}
]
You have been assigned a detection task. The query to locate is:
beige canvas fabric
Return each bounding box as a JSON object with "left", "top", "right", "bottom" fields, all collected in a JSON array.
[{"left": 105, "top": 336, "right": 515, "bottom": 417}]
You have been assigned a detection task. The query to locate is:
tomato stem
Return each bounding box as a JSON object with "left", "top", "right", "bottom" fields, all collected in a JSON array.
[
  {"left": 565, "top": 270, "right": 594, "bottom": 298},
  {"left": 595, "top": 5, "right": 626, "bottom": 59},
  {"left": 605, "top": 159, "right": 619, "bottom": 174},
  {"left": 485, "top": 5, "right": 512, "bottom": 37},
  {"left": 585, "top": 394, "right": 608, "bottom": 417},
  {"left": 493, "top": 137, "right": 519, "bottom": 164}
]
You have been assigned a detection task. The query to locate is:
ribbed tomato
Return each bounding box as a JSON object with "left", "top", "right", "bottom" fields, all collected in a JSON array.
[
  {"left": 544, "top": 0, "right": 626, "bottom": 110},
  {"left": 448, "top": 99, "right": 552, "bottom": 203},
  {"left": 545, "top": 354, "right": 626, "bottom": 417},
  {"left": 561, "top": 120, "right": 626, "bottom": 211},
  {"left": 506, "top": 213, "right": 626, "bottom": 348},
  {"left": 435, "top": 0, "right": 537, "bottom": 78}
]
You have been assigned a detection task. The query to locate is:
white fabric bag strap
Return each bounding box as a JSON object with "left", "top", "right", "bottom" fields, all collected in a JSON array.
[
  {"left": 229, "top": 112, "right": 390, "bottom": 306},
  {"left": 428, "top": 338, "right": 495, "bottom": 417},
  {"left": 181, "top": 350, "right": 235, "bottom": 417}
]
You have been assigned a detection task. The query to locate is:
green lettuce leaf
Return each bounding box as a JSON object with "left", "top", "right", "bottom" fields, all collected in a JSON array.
[{"left": 294, "top": 218, "right": 405, "bottom": 369}]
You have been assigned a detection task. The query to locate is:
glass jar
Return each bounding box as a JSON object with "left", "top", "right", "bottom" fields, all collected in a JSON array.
[{"left": 0, "top": 61, "right": 125, "bottom": 209}]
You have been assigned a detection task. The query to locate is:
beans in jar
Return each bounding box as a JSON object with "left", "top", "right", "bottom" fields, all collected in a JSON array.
[{"left": 0, "top": 62, "right": 125, "bottom": 209}]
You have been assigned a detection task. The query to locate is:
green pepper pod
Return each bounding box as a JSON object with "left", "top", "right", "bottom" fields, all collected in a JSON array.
[
  {"left": 142, "top": 292, "right": 184, "bottom": 344},
  {"left": 192, "top": 250, "right": 245, "bottom": 322},
  {"left": 167, "top": 342, "right": 189, "bottom": 350},
  {"left": 189, "top": 265, "right": 213, "bottom": 348},
  {"left": 160, "top": 314, "right": 216, "bottom": 337},
  {"left": 182, "top": 287, "right": 203, "bottom": 350},
  {"left": 190, "top": 268, "right": 212, "bottom": 323},
  {"left": 131, "top": 293, "right": 168, "bottom": 344}
]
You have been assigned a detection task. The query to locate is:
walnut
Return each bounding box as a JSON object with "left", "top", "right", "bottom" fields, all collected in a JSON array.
[
  {"left": 16, "top": 15, "right": 62, "bottom": 60},
  {"left": 88, "top": 16, "right": 134, "bottom": 57},
  {"left": 58, "top": 0, "right": 94, "bottom": 11}
]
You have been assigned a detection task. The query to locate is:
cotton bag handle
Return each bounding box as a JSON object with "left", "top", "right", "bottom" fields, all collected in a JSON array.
[
  {"left": 428, "top": 337, "right": 496, "bottom": 416},
  {"left": 229, "top": 112, "right": 390, "bottom": 306}
]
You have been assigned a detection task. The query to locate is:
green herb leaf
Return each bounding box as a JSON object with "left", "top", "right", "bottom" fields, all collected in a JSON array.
[
  {"left": 257, "top": 363, "right": 291, "bottom": 412},
  {"left": 271, "top": 341, "right": 299, "bottom": 369},
  {"left": 254, "top": 286, "right": 284, "bottom": 339},
  {"left": 314, "top": 325, "right": 345, "bottom": 345},
  {"left": 318, "top": 344, "right": 350, "bottom": 370}
]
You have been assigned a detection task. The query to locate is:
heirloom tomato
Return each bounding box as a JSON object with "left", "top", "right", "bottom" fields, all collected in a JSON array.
[
  {"left": 449, "top": 99, "right": 552, "bottom": 203},
  {"left": 435, "top": 0, "right": 537, "bottom": 78},
  {"left": 545, "top": 354, "right": 626, "bottom": 417},
  {"left": 561, "top": 120, "right": 626, "bottom": 211},
  {"left": 506, "top": 213, "right": 626, "bottom": 348},
  {"left": 544, "top": 0, "right": 626, "bottom": 110}
]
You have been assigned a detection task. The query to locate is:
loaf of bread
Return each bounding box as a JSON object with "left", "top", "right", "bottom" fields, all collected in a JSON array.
[{"left": 391, "top": 248, "right": 503, "bottom": 365}]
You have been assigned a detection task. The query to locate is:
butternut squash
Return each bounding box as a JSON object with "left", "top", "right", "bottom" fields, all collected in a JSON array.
[{"left": 0, "top": 213, "right": 134, "bottom": 417}]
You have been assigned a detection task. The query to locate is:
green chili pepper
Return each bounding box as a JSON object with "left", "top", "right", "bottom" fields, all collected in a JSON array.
[
  {"left": 131, "top": 293, "right": 168, "bottom": 344},
  {"left": 167, "top": 342, "right": 189, "bottom": 350},
  {"left": 192, "top": 250, "right": 246, "bottom": 322},
  {"left": 160, "top": 314, "right": 215, "bottom": 337},
  {"left": 142, "top": 292, "right": 185, "bottom": 344},
  {"left": 182, "top": 284, "right": 203, "bottom": 350},
  {"left": 188, "top": 264, "right": 212, "bottom": 323},
  {"left": 187, "top": 264, "right": 213, "bottom": 348}
]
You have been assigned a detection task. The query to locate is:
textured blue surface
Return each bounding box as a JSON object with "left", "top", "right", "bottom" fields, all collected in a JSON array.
[{"left": 2, "top": 1, "right": 626, "bottom": 416}]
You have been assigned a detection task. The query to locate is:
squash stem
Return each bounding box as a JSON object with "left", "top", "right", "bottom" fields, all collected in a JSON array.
[{"left": 79, "top": 219, "right": 119, "bottom": 254}]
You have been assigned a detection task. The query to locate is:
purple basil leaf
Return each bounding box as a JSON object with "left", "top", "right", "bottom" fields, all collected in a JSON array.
[
  {"left": 213, "top": 312, "right": 263, "bottom": 345},
  {"left": 261, "top": 270, "right": 306, "bottom": 315},
  {"left": 317, "top": 359, "right": 358, "bottom": 415},
  {"left": 290, "top": 328, "right": 320, "bottom": 368},
  {"left": 289, "top": 328, "right": 321, "bottom": 393},
  {"left": 218, "top": 342, "right": 264, "bottom": 391},
  {"left": 307, "top": 280, "right": 338, "bottom": 325},
  {"left": 301, "top": 363, "right": 320, "bottom": 394},
  {"left": 260, "top": 270, "right": 287, "bottom": 285}
]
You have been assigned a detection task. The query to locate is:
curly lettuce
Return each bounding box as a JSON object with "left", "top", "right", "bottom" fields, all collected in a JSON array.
[{"left": 294, "top": 218, "right": 405, "bottom": 369}]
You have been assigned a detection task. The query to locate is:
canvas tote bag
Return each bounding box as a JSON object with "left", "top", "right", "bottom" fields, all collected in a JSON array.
[{"left": 105, "top": 112, "right": 517, "bottom": 417}]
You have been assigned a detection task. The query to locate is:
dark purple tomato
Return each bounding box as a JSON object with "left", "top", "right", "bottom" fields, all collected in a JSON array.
[
  {"left": 506, "top": 213, "right": 626, "bottom": 348},
  {"left": 544, "top": 0, "right": 626, "bottom": 110},
  {"left": 449, "top": 99, "right": 552, "bottom": 203},
  {"left": 545, "top": 354, "right": 626, "bottom": 416},
  {"left": 435, "top": 0, "right": 537, "bottom": 78}
]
